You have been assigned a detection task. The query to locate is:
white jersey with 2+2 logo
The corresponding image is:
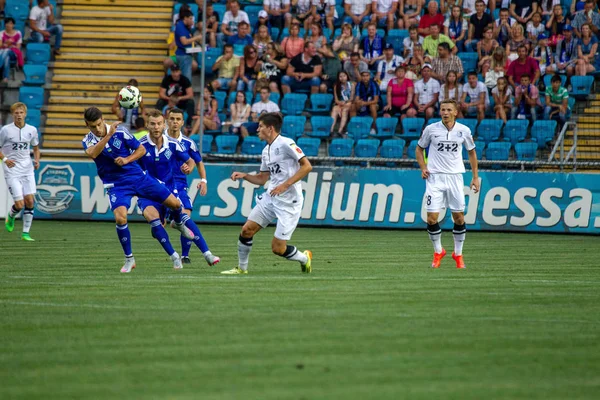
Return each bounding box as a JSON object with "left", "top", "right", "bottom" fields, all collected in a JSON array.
[
  {"left": 0, "top": 123, "right": 39, "bottom": 178},
  {"left": 418, "top": 121, "right": 475, "bottom": 174},
  {"left": 260, "top": 134, "right": 306, "bottom": 204}
]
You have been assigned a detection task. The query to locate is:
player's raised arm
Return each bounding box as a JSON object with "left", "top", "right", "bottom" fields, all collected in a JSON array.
[
  {"left": 231, "top": 170, "right": 271, "bottom": 185},
  {"left": 270, "top": 156, "right": 312, "bottom": 196},
  {"left": 83, "top": 121, "right": 120, "bottom": 159}
]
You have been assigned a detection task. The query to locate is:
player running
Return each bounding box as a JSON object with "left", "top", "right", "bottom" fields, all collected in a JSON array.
[
  {"left": 164, "top": 108, "right": 212, "bottom": 265},
  {"left": 139, "top": 109, "right": 220, "bottom": 267},
  {"left": 82, "top": 107, "right": 194, "bottom": 273},
  {"left": 1, "top": 102, "right": 40, "bottom": 241},
  {"left": 416, "top": 99, "right": 480, "bottom": 269},
  {"left": 221, "top": 113, "right": 313, "bottom": 275}
]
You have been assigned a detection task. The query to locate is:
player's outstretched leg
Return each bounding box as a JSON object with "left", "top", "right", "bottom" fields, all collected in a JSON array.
[
  {"left": 21, "top": 195, "right": 35, "bottom": 241},
  {"left": 427, "top": 214, "right": 446, "bottom": 268},
  {"left": 179, "top": 213, "right": 220, "bottom": 267},
  {"left": 149, "top": 218, "right": 182, "bottom": 269},
  {"left": 113, "top": 207, "right": 136, "bottom": 273},
  {"left": 273, "top": 238, "right": 312, "bottom": 273},
  {"left": 451, "top": 212, "right": 467, "bottom": 269},
  {"left": 5, "top": 204, "right": 21, "bottom": 233},
  {"left": 222, "top": 221, "right": 262, "bottom": 275},
  {"left": 162, "top": 196, "right": 195, "bottom": 240},
  {"left": 180, "top": 234, "right": 193, "bottom": 264}
]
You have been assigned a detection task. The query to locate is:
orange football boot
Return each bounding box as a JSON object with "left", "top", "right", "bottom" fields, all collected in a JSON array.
[{"left": 431, "top": 248, "right": 447, "bottom": 268}]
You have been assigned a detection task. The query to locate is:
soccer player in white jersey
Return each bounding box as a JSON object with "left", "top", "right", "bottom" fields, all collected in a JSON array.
[
  {"left": 0, "top": 102, "right": 40, "bottom": 241},
  {"left": 221, "top": 113, "right": 313, "bottom": 275},
  {"left": 416, "top": 99, "right": 480, "bottom": 269}
]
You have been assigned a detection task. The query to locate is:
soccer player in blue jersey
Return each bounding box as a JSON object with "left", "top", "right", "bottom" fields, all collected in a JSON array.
[
  {"left": 165, "top": 108, "right": 211, "bottom": 265},
  {"left": 140, "top": 109, "right": 220, "bottom": 267},
  {"left": 82, "top": 107, "right": 193, "bottom": 273}
]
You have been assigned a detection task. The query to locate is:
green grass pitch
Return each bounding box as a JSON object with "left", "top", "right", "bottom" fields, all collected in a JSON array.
[{"left": 1, "top": 221, "right": 599, "bottom": 399}]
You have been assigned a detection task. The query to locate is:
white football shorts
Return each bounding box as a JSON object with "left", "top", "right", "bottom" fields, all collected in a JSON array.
[
  {"left": 248, "top": 192, "right": 303, "bottom": 241},
  {"left": 5, "top": 173, "right": 36, "bottom": 201},
  {"left": 425, "top": 173, "right": 465, "bottom": 213}
]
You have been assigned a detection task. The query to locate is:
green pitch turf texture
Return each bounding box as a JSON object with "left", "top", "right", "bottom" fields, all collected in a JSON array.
[{"left": 1, "top": 221, "right": 599, "bottom": 400}]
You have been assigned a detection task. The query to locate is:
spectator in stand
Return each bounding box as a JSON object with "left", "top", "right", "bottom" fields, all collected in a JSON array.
[
  {"left": 282, "top": 41, "right": 323, "bottom": 94},
  {"left": 0, "top": 17, "right": 23, "bottom": 83},
  {"left": 344, "top": 0, "right": 372, "bottom": 30},
  {"left": 399, "top": 0, "right": 422, "bottom": 30},
  {"left": 112, "top": 78, "right": 146, "bottom": 131},
  {"left": 280, "top": 22, "right": 305, "bottom": 59},
  {"left": 220, "top": 0, "right": 250, "bottom": 47},
  {"left": 242, "top": 86, "right": 281, "bottom": 136},
  {"left": 383, "top": 65, "right": 417, "bottom": 119},
  {"left": 538, "top": 0, "right": 558, "bottom": 19},
  {"left": 532, "top": 34, "right": 555, "bottom": 76},
  {"left": 492, "top": 77, "right": 513, "bottom": 123},
  {"left": 191, "top": 85, "right": 220, "bottom": 135},
  {"left": 555, "top": 25, "right": 578, "bottom": 78},
  {"left": 465, "top": 1, "right": 494, "bottom": 52},
  {"left": 418, "top": 1, "right": 444, "bottom": 37},
  {"left": 444, "top": 5, "right": 468, "bottom": 53},
  {"left": 506, "top": 24, "right": 532, "bottom": 62},
  {"left": 485, "top": 46, "right": 509, "bottom": 89},
  {"left": 438, "top": 70, "right": 463, "bottom": 118},
  {"left": 29, "top": 0, "right": 63, "bottom": 56},
  {"left": 264, "top": 0, "right": 292, "bottom": 31},
  {"left": 344, "top": 51, "right": 369, "bottom": 82},
  {"left": 507, "top": 45, "right": 540, "bottom": 88},
  {"left": 132, "top": 117, "right": 148, "bottom": 140},
  {"left": 253, "top": 10, "right": 273, "bottom": 36},
  {"left": 403, "top": 24, "right": 424, "bottom": 58},
  {"left": 494, "top": 7, "right": 517, "bottom": 48},
  {"left": 371, "top": 0, "right": 398, "bottom": 32},
  {"left": 211, "top": 44, "right": 240, "bottom": 92},
  {"left": 527, "top": 12, "right": 546, "bottom": 43},
  {"left": 375, "top": 43, "right": 404, "bottom": 91},
  {"left": 352, "top": 70, "right": 380, "bottom": 134},
  {"left": 257, "top": 42, "right": 288, "bottom": 94},
  {"left": 511, "top": 73, "right": 541, "bottom": 121},
  {"left": 173, "top": 3, "right": 193, "bottom": 25},
  {"left": 228, "top": 21, "right": 253, "bottom": 46},
  {"left": 413, "top": 63, "right": 440, "bottom": 120},
  {"left": 333, "top": 23, "right": 359, "bottom": 62},
  {"left": 571, "top": 0, "right": 586, "bottom": 14},
  {"left": 544, "top": 74, "right": 569, "bottom": 124},
  {"left": 431, "top": 43, "right": 463, "bottom": 84},
  {"left": 422, "top": 24, "right": 456, "bottom": 59},
  {"left": 254, "top": 25, "right": 273, "bottom": 58},
  {"left": 575, "top": 23, "right": 598, "bottom": 75},
  {"left": 571, "top": 0, "right": 600, "bottom": 38},
  {"left": 546, "top": 4, "right": 568, "bottom": 48},
  {"left": 166, "top": 10, "right": 202, "bottom": 81},
  {"left": 156, "top": 65, "right": 195, "bottom": 128},
  {"left": 228, "top": 91, "right": 251, "bottom": 136},
  {"left": 330, "top": 71, "right": 355, "bottom": 136},
  {"left": 404, "top": 43, "right": 425, "bottom": 80},
  {"left": 510, "top": 0, "right": 539, "bottom": 26},
  {"left": 477, "top": 26, "right": 499, "bottom": 76},
  {"left": 461, "top": 71, "right": 490, "bottom": 122},
  {"left": 311, "top": 0, "right": 337, "bottom": 35},
  {"left": 461, "top": 0, "right": 476, "bottom": 18},
  {"left": 293, "top": 0, "right": 314, "bottom": 33},
  {"left": 306, "top": 22, "right": 331, "bottom": 59},
  {"left": 320, "top": 45, "right": 343, "bottom": 92},
  {"left": 197, "top": 1, "right": 219, "bottom": 48},
  {"left": 360, "top": 23, "right": 386, "bottom": 70},
  {"left": 237, "top": 45, "right": 259, "bottom": 92}
]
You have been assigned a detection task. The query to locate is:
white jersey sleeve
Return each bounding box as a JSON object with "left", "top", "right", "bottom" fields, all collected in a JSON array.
[
  {"left": 0, "top": 126, "right": 6, "bottom": 148},
  {"left": 417, "top": 125, "right": 432, "bottom": 149},
  {"left": 284, "top": 140, "right": 306, "bottom": 162},
  {"left": 31, "top": 128, "right": 40, "bottom": 147},
  {"left": 463, "top": 128, "right": 476, "bottom": 151}
]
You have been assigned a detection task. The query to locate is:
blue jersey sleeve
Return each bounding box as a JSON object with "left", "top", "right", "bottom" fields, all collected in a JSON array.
[
  {"left": 186, "top": 139, "right": 202, "bottom": 163},
  {"left": 119, "top": 128, "right": 140, "bottom": 152},
  {"left": 173, "top": 141, "right": 191, "bottom": 164}
]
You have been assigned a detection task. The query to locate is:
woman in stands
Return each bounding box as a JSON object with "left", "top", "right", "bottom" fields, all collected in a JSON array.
[
  {"left": 477, "top": 26, "right": 499, "bottom": 76},
  {"left": 399, "top": 0, "right": 422, "bottom": 30},
  {"left": 444, "top": 5, "right": 468, "bottom": 53},
  {"left": 237, "top": 45, "right": 259, "bottom": 93},
  {"left": 330, "top": 71, "right": 355, "bottom": 137},
  {"left": 403, "top": 43, "right": 424, "bottom": 81},
  {"left": 228, "top": 91, "right": 251, "bottom": 137},
  {"left": 256, "top": 43, "right": 288, "bottom": 94},
  {"left": 253, "top": 25, "right": 272, "bottom": 59},
  {"left": 191, "top": 85, "right": 220, "bottom": 135},
  {"left": 438, "top": 70, "right": 463, "bottom": 118},
  {"left": 492, "top": 77, "right": 513, "bottom": 123},
  {"left": 306, "top": 22, "right": 331, "bottom": 59},
  {"left": 383, "top": 65, "right": 416, "bottom": 120},
  {"left": 280, "top": 23, "right": 305, "bottom": 59},
  {"left": 485, "top": 46, "right": 509, "bottom": 89},
  {"left": 0, "top": 17, "right": 23, "bottom": 83},
  {"left": 546, "top": 4, "right": 569, "bottom": 48},
  {"left": 575, "top": 23, "right": 598, "bottom": 76},
  {"left": 506, "top": 24, "right": 531, "bottom": 62},
  {"left": 332, "top": 23, "right": 359, "bottom": 63}
]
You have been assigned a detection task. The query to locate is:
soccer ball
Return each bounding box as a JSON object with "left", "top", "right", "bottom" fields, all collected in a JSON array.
[{"left": 118, "top": 86, "right": 142, "bottom": 109}]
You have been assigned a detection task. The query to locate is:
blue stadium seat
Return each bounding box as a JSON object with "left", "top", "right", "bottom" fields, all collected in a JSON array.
[
  {"left": 241, "top": 136, "right": 265, "bottom": 155},
  {"left": 565, "top": 97, "right": 575, "bottom": 120},
  {"left": 400, "top": 117, "right": 424, "bottom": 140},
  {"left": 463, "top": 140, "right": 485, "bottom": 161},
  {"left": 23, "top": 65, "right": 47, "bottom": 86},
  {"left": 373, "top": 118, "right": 398, "bottom": 139},
  {"left": 328, "top": 138, "right": 353, "bottom": 158},
  {"left": 457, "top": 118, "right": 478, "bottom": 135},
  {"left": 19, "top": 87, "right": 44, "bottom": 110},
  {"left": 380, "top": 139, "right": 405, "bottom": 159},
  {"left": 297, "top": 137, "right": 321, "bottom": 157},
  {"left": 213, "top": 4, "right": 226, "bottom": 20},
  {"left": 407, "top": 140, "right": 419, "bottom": 159},
  {"left": 245, "top": 5, "right": 263, "bottom": 21},
  {"left": 543, "top": 74, "right": 567, "bottom": 88},
  {"left": 335, "top": 5, "right": 345, "bottom": 26},
  {"left": 282, "top": 116, "right": 306, "bottom": 139},
  {"left": 477, "top": 119, "right": 503, "bottom": 143},
  {"left": 503, "top": 119, "right": 529, "bottom": 145},
  {"left": 213, "top": 91, "right": 227, "bottom": 113},
  {"left": 308, "top": 116, "right": 334, "bottom": 139},
  {"left": 281, "top": 93, "right": 307, "bottom": 115},
  {"left": 26, "top": 109, "right": 41, "bottom": 129},
  {"left": 201, "top": 134, "right": 214, "bottom": 153},
  {"left": 458, "top": 52, "right": 478, "bottom": 72},
  {"left": 5, "top": 1, "right": 29, "bottom": 22},
  {"left": 253, "top": 92, "right": 280, "bottom": 104},
  {"left": 485, "top": 142, "right": 511, "bottom": 161},
  {"left": 307, "top": 93, "right": 333, "bottom": 114},
  {"left": 355, "top": 139, "right": 379, "bottom": 158},
  {"left": 25, "top": 43, "right": 51, "bottom": 65},
  {"left": 531, "top": 120, "right": 558, "bottom": 149},
  {"left": 386, "top": 29, "right": 409, "bottom": 54},
  {"left": 347, "top": 116, "right": 372, "bottom": 141},
  {"left": 426, "top": 117, "right": 441, "bottom": 126},
  {"left": 215, "top": 135, "right": 239, "bottom": 154},
  {"left": 569, "top": 76, "right": 593, "bottom": 99},
  {"left": 201, "top": 48, "right": 223, "bottom": 73},
  {"left": 271, "top": 27, "right": 280, "bottom": 41},
  {"left": 515, "top": 142, "right": 538, "bottom": 161}
]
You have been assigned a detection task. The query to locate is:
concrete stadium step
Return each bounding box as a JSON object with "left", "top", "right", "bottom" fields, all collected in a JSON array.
[
  {"left": 576, "top": 116, "right": 600, "bottom": 123},
  {"left": 53, "top": 68, "right": 164, "bottom": 77},
  {"left": 64, "top": 26, "right": 169, "bottom": 34},
  {"left": 52, "top": 74, "right": 163, "bottom": 84},
  {"left": 45, "top": 105, "right": 113, "bottom": 113},
  {"left": 63, "top": 32, "right": 166, "bottom": 40},
  {"left": 59, "top": 47, "right": 166, "bottom": 56},
  {"left": 63, "top": 19, "right": 172, "bottom": 28},
  {"left": 55, "top": 53, "right": 166, "bottom": 63},
  {"left": 42, "top": 154, "right": 87, "bottom": 161},
  {"left": 42, "top": 140, "right": 85, "bottom": 149},
  {"left": 45, "top": 134, "right": 92, "bottom": 141},
  {"left": 571, "top": 123, "right": 600, "bottom": 130},
  {"left": 46, "top": 113, "right": 115, "bottom": 120},
  {"left": 49, "top": 97, "right": 158, "bottom": 105},
  {"left": 61, "top": 40, "right": 167, "bottom": 50},
  {"left": 564, "top": 139, "right": 600, "bottom": 145},
  {"left": 61, "top": 10, "right": 171, "bottom": 19},
  {"left": 53, "top": 61, "right": 164, "bottom": 71},
  {"left": 48, "top": 83, "right": 156, "bottom": 92},
  {"left": 46, "top": 119, "right": 104, "bottom": 126},
  {"left": 554, "top": 153, "right": 600, "bottom": 160},
  {"left": 65, "top": 5, "right": 172, "bottom": 13},
  {"left": 63, "top": 0, "right": 173, "bottom": 7},
  {"left": 576, "top": 146, "right": 600, "bottom": 152}
]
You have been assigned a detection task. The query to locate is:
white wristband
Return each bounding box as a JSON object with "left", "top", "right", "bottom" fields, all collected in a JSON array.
[{"left": 200, "top": 178, "right": 207, "bottom": 184}]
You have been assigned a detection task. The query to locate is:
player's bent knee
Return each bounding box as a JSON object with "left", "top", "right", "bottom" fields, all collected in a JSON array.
[
  {"left": 271, "top": 239, "right": 287, "bottom": 255},
  {"left": 426, "top": 213, "right": 439, "bottom": 225},
  {"left": 241, "top": 221, "right": 261, "bottom": 238},
  {"left": 13, "top": 200, "right": 24, "bottom": 210}
]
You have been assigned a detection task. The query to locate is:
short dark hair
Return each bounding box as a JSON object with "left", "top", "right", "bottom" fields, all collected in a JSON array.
[
  {"left": 180, "top": 10, "right": 193, "bottom": 19},
  {"left": 520, "top": 73, "right": 531, "bottom": 80},
  {"left": 134, "top": 117, "right": 145, "bottom": 130},
  {"left": 223, "top": 44, "right": 233, "bottom": 51},
  {"left": 168, "top": 108, "right": 184, "bottom": 117},
  {"left": 259, "top": 112, "right": 282, "bottom": 133},
  {"left": 127, "top": 78, "right": 139, "bottom": 86},
  {"left": 4, "top": 17, "right": 15, "bottom": 25},
  {"left": 84, "top": 107, "right": 103, "bottom": 122},
  {"left": 467, "top": 71, "right": 478, "bottom": 78},
  {"left": 238, "top": 21, "right": 249, "bottom": 27},
  {"left": 438, "top": 42, "right": 451, "bottom": 52},
  {"left": 551, "top": 74, "right": 562, "bottom": 83},
  {"left": 517, "top": 44, "right": 528, "bottom": 52},
  {"left": 350, "top": 51, "right": 360, "bottom": 59}
]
